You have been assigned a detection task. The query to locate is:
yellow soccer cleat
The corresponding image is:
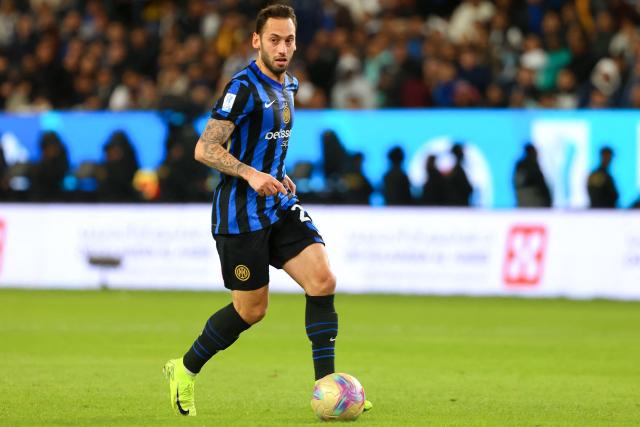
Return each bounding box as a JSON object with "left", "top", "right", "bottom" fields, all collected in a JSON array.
[
  {"left": 363, "top": 399, "right": 373, "bottom": 412},
  {"left": 163, "top": 358, "right": 197, "bottom": 416}
]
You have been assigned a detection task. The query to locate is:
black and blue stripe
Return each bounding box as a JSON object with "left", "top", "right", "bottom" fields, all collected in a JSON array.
[
  {"left": 183, "top": 303, "right": 251, "bottom": 374},
  {"left": 305, "top": 295, "right": 338, "bottom": 380},
  {"left": 210, "top": 60, "right": 298, "bottom": 235}
]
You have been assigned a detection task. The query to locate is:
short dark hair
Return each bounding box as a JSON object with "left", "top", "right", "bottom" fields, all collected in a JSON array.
[{"left": 255, "top": 4, "right": 297, "bottom": 34}]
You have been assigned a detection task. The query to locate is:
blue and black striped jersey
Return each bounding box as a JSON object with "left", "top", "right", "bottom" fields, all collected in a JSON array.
[{"left": 210, "top": 60, "right": 299, "bottom": 235}]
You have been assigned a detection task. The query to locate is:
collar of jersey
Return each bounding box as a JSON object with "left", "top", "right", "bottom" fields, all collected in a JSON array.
[{"left": 249, "top": 60, "right": 286, "bottom": 90}]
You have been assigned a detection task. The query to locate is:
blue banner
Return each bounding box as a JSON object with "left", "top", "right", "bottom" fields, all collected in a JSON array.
[{"left": 2, "top": 110, "right": 639, "bottom": 208}]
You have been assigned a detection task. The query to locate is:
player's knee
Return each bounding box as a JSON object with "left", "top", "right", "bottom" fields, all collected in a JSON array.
[
  {"left": 309, "top": 271, "right": 336, "bottom": 296},
  {"left": 236, "top": 302, "right": 268, "bottom": 325}
]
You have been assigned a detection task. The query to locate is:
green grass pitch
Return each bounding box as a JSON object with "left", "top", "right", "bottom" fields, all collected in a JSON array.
[{"left": 1, "top": 289, "right": 639, "bottom": 426}]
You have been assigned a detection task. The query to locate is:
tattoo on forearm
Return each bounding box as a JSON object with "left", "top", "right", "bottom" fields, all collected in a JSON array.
[{"left": 198, "top": 119, "right": 247, "bottom": 177}]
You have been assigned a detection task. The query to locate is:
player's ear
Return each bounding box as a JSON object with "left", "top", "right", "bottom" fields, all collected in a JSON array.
[{"left": 252, "top": 32, "right": 260, "bottom": 49}]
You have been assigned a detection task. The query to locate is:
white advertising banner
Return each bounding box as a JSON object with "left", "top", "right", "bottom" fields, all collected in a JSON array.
[{"left": 0, "top": 204, "right": 639, "bottom": 300}]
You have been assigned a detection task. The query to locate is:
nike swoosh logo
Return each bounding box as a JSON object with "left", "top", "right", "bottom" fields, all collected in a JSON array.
[
  {"left": 264, "top": 100, "right": 276, "bottom": 108},
  {"left": 329, "top": 337, "right": 336, "bottom": 342},
  {"left": 176, "top": 390, "right": 189, "bottom": 415}
]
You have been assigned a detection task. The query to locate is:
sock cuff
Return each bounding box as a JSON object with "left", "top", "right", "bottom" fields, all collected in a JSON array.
[
  {"left": 183, "top": 365, "right": 197, "bottom": 377},
  {"left": 223, "top": 302, "right": 251, "bottom": 331},
  {"left": 305, "top": 294, "right": 335, "bottom": 307}
]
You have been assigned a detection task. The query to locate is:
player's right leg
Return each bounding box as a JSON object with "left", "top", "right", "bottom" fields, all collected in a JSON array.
[
  {"left": 164, "top": 288, "right": 268, "bottom": 416},
  {"left": 164, "top": 229, "right": 270, "bottom": 416}
]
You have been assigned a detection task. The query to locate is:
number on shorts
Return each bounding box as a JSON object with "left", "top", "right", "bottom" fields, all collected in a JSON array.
[{"left": 291, "top": 204, "right": 311, "bottom": 223}]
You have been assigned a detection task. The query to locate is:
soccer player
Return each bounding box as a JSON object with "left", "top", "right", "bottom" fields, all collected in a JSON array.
[{"left": 163, "top": 4, "right": 371, "bottom": 416}]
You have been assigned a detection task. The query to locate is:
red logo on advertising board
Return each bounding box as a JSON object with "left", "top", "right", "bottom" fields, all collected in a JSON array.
[
  {"left": 0, "top": 219, "right": 5, "bottom": 275},
  {"left": 503, "top": 225, "right": 547, "bottom": 286}
]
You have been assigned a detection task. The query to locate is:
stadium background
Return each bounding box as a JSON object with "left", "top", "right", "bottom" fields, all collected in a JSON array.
[{"left": 1, "top": 0, "right": 640, "bottom": 425}]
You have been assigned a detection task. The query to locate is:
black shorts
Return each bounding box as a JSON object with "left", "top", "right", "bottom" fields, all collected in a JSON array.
[{"left": 213, "top": 204, "right": 325, "bottom": 290}]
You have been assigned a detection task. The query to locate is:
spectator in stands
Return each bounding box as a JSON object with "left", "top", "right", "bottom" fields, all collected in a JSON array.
[
  {"left": 30, "top": 131, "right": 69, "bottom": 201},
  {"left": 448, "top": 0, "right": 495, "bottom": 44},
  {"left": 109, "top": 69, "right": 144, "bottom": 111},
  {"left": 420, "top": 154, "right": 446, "bottom": 206},
  {"left": 566, "top": 25, "right": 597, "bottom": 86},
  {"left": 127, "top": 26, "right": 157, "bottom": 78},
  {"left": 304, "top": 30, "right": 338, "bottom": 103},
  {"left": 157, "top": 125, "right": 210, "bottom": 202},
  {"left": 587, "top": 146, "right": 619, "bottom": 208},
  {"left": 452, "top": 80, "right": 482, "bottom": 107},
  {"left": 380, "top": 42, "right": 431, "bottom": 108},
  {"left": 484, "top": 82, "right": 507, "bottom": 107},
  {"left": 520, "top": 34, "right": 547, "bottom": 74},
  {"left": 292, "top": 66, "right": 328, "bottom": 109},
  {"left": 509, "top": 67, "right": 539, "bottom": 107},
  {"left": 342, "top": 152, "right": 373, "bottom": 205},
  {"left": 94, "top": 67, "right": 116, "bottom": 109},
  {"left": 622, "top": 58, "right": 640, "bottom": 107},
  {"left": 432, "top": 60, "right": 458, "bottom": 107},
  {"left": 364, "top": 33, "right": 393, "bottom": 103},
  {"left": 513, "top": 143, "right": 552, "bottom": 208},
  {"left": 321, "top": 129, "right": 349, "bottom": 195},
  {"left": 609, "top": 16, "right": 639, "bottom": 60},
  {"left": 97, "top": 130, "right": 140, "bottom": 202},
  {"left": 487, "top": 8, "right": 522, "bottom": 83},
  {"left": 592, "top": 10, "right": 616, "bottom": 60},
  {"left": 587, "top": 88, "right": 609, "bottom": 108},
  {"left": 383, "top": 146, "right": 413, "bottom": 205},
  {"left": 444, "top": 143, "right": 473, "bottom": 206},
  {"left": 331, "top": 52, "right": 376, "bottom": 109},
  {"left": 458, "top": 47, "right": 491, "bottom": 94},
  {"left": 555, "top": 68, "right": 580, "bottom": 108},
  {"left": 536, "top": 28, "right": 571, "bottom": 91},
  {"left": 628, "top": 84, "right": 640, "bottom": 109},
  {"left": 590, "top": 58, "right": 622, "bottom": 105},
  {"left": 32, "top": 37, "right": 73, "bottom": 108}
]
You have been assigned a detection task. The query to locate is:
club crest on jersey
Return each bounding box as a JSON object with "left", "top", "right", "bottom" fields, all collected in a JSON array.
[
  {"left": 282, "top": 102, "right": 291, "bottom": 124},
  {"left": 234, "top": 265, "right": 250, "bottom": 281}
]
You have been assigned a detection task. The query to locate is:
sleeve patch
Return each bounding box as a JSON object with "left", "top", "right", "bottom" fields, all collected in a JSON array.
[{"left": 221, "top": 93, "right": 237, "bottom": 113}]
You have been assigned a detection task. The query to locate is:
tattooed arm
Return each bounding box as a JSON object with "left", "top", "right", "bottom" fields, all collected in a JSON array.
[
  {"left": 194, "top": 118, "right": 245, "bottom": 177},
  {"left": 194, "top": 118, "right": 286, "bottom": 196}
]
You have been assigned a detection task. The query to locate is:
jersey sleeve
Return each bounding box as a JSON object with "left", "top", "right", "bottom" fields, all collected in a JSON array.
[{"left": 211, "top": 79, "right": 254, "bottom": 125}]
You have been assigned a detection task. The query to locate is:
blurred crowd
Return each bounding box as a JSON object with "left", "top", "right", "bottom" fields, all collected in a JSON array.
[
  {"left": 2, "top": 126, "right": 639, "bottom": 208},
  {"left": 0, "top": 126, "right": 212, "bottom": 202},
  {"left": 2, "top": 0, "right": 640, "bottom": 207},
  {"left": 1, "top": 0, "right": 640, "bottom": 112},
  {"left": 314, "top": 130, "right": 640, "bottom": 208}
]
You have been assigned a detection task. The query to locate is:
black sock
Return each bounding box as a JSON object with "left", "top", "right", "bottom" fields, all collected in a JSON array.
[
  {"left": 183, "top": 303, "right": 251, "bottom": 374},
  {"left": 305, "top": 294, "right": 338, "bottom": 380}
]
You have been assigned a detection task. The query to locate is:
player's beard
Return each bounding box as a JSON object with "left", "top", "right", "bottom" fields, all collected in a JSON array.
[{"left": 260, "top": 50, "right": 288, "bottom": 77}]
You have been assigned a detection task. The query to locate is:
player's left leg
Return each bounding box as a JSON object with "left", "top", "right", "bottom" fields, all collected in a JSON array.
[
  {"left": 283, "top": 243, "right": 337, "bottom": 380},
  {"left": 275, "top": 207, "right": 372, "bottom": 412},
  {"left": 270, "top": 204, "right": 372, "bottom": 411}
]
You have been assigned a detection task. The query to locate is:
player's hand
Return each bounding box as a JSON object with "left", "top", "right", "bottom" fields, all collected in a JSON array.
[
  {"left": 282, "top": 175, "right": 296, "bottom": 195},
  {"left": 246, "top": 168, "right": 287, "bottom": 196}
]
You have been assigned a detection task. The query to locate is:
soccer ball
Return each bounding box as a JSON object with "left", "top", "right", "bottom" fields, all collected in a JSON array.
[{"left": 310, "top": 373, "right": 366, "bottom": 421}]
